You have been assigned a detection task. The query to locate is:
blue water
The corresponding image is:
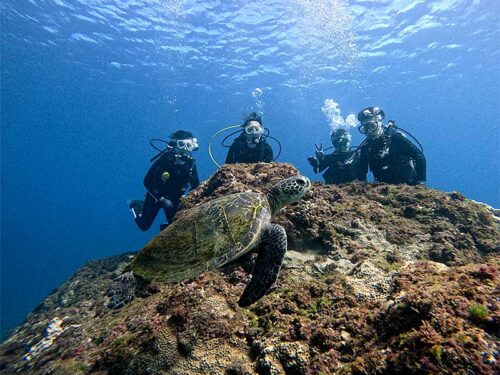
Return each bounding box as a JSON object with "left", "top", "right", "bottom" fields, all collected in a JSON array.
[{"left": 1, "top": 0, "right": 499, "bottom": 339}]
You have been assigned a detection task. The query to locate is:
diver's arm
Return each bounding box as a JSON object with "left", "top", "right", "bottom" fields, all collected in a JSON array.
[
  {"left": 317, "top": 154, "right": 334, "bottom": 173},
  {"left": 307, "top": 143, "right": 327, "bottom": 173},
  {"left": 307, "top": 157, "right": 320, "bottom": 173},
  {"left": 394, "top": 133, "right": 427, "bottom": 183},
  {"left": 357, "top": 147, "right": 369, "bottom": 181},
  {"left": 264, "top": 143, "right": 274, "bottom": 162},
  {"left": 412, "top": 148, "right": 427, "bottom": 183},
  {"left": 143, "top": 159, "right": 162, "bottom": 195},
  {"left": 190, "top": 162, "right": 200, "bottom": 189},
  {"left": 349, "top": 150, "right": 365, "bottom": 181},
  {"left": 225, "top": 143, "right": 237, "bottom": 164},
  {"left": 307, "top": 154, "right": 331, "bottom": 174}
]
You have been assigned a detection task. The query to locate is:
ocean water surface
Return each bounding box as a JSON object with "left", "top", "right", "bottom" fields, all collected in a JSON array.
[{"left": 1, "top": 0, "right": 499, "bottom": 339}]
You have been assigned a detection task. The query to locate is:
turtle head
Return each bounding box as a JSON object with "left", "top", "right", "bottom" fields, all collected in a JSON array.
[{"left": 267, "top": 175, "right": 311, "bottom": 214}]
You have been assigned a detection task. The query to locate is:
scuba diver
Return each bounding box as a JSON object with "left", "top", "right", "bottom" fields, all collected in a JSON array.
[
  {"left": 129, "top": 130, "right": 200, "bottom": 231},
  {"left": 357, "top": 106, "right": 426, "bottom": 185},
  {"left": 307, "top": 128, "right": 361, "bottom": 184},
  {"left": 225, "top": 112, "right": 274, "bottom": 164}
]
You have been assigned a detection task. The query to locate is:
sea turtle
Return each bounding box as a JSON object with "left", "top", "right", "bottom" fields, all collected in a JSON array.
[{"left": 108, "top": 175, "right": 311, "bottom": 308}]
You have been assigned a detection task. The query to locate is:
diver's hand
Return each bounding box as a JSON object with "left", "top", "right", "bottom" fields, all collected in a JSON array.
[
  {"left": 307, "top": 156, "right": 320, "bottom": 173},
  {"left": 159, "top": 197, "right": 174, "bottom": 209},
  {"left": 315, "top": 143, "right": 325, "bottom": 161}
]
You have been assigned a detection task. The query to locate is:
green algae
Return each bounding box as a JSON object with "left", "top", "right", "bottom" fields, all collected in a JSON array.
[
  {"left": 54, "top": 358, "right": 89, "bottom": 374},
  {"left": 430, "top": 344, "right": 443, "bottom": 361},
  {"left": 469, "top": 304, "right": 489, "bottom": 322}
]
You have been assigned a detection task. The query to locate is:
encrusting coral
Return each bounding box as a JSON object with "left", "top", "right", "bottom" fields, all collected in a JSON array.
[{"left": 0, "top": 163, "right": 498, "bottom": 374}]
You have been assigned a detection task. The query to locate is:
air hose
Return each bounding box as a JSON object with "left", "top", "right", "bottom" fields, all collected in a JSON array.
[
  {"left": 208, "top": 125, "right": 242, "bottom": 168},
  {"left": 149, "top": 139, "right": 173, "bottom": 162},
  {"left": 209, "top": 125, "right": 283, "bottom": 167}
]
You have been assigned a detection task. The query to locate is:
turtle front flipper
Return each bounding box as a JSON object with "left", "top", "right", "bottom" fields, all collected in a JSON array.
[
  {"left": 238, "top": 223, "right": 287, "bottom": 307},
  {"left": 107, "top": 271, "right": 138, "bottom": 309}
]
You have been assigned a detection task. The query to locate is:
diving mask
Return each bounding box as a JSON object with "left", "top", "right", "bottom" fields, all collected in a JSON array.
[
  {"left": 359, "top": 120, "right": 384, "bottom": 139},
  {"left": 358, "top": 121, "right": 379, "bottom": 135},
  {"left": 175, "top": 138, "right": 198, "bottom": 152},
  {"left": 244, "top": 122, "right": 264, "bottom": 136}
]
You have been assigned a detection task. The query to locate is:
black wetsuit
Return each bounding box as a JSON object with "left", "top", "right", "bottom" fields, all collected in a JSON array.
[
  {"left": 317, "top": 150, "right": 360, "bottom": 184},
  {"left": 359, "top": 130, "right": 426, "bottom": 184},
  {"left": 225, "top": 135, "right": 273, "bottom": 164},
  {"left": 135, "top": 151, "right": 199, "bottom": 231}
]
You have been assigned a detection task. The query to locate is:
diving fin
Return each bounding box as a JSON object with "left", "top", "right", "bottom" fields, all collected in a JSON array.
[{"left": 128, "top": 200, "right": 144, "bottom": 219}]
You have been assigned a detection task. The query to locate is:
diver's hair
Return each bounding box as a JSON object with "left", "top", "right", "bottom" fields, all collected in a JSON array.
[
  {"left": 357, "top": 106, "right": 385, "bottom": 122},
  {"left": 242, "top": 112, "right": 263, "bottom": 127},
  {"left": 170, "top": 130, "right": 194, "bottom": 140},
  {"left": 331, "top": 128, "right": 349, "bottom": 137}
]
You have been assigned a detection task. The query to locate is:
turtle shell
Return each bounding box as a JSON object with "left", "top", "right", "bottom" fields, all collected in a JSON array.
[{"left": 130, "top": 191, "right": 271, "bottom": 282}]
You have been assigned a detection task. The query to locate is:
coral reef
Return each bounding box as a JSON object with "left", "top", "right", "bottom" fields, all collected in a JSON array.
[
  {"left": 0, "top": 163, "right": 498, "bottom": 374},
  {"left": 22, "top": 317, "right": 65, "bottom": 363}
]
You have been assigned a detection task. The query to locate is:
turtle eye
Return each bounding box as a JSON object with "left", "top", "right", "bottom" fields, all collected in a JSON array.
[{"left": 296, "top": 179, "right": 306, "bottom": 186}]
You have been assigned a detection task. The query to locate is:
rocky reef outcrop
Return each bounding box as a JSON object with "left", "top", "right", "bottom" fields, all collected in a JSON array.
[{"left": 1, "top": 163, "right": 498, "bottom": 374}]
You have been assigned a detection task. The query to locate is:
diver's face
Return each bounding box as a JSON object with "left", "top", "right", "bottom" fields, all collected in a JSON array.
[
  {"left": 244, "top": 121, "right": 263, "bottom": 146},
  {"left": 332, "top": 133, "right": 351, "bottom": 151},
  {"left": 244, "top": 121, "right": 263, "bottom": 135},
  {"left": 360, "top": 120, "right": 383, "bottom": 139},
  {"left": 173, "top": 138, "right": 198, "bottom": 157}
]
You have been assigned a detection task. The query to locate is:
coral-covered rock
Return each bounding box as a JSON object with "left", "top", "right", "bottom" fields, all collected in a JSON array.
[{"left": 1, "top": 163, "right": 498, "bottom": 374}]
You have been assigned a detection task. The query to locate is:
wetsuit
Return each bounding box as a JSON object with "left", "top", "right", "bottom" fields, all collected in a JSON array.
[
  {"left": 225, "top": 135, "right": 273, "bottom": 164},
  {"left": 316, "top": 150, "right": 361, "bottom": 184},
  {"left": 359, "top": 130, "right": 426, "bottom": 184},
  {"left": 135, "top": 151, "right": 199, "bottom": 231}
]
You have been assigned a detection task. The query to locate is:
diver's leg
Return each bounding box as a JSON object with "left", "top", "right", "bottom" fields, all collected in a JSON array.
[
  {"left": 158, "top": 197, "right": 179, "bottom": 230},
  {"left": 134, "top": 194, "right": 161, "bottom": 231},
  {"left": 407, "top": 160, "right": 418, "bottom": 184},
  {"left": 394, "top": 160, "right": 417, "bottom": 184},
  {"left": 129, "top": 200, "right": 144, "bottom": 219},
  {"left": 238, "top": 223, "right": 287, "bottom": 307}
]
